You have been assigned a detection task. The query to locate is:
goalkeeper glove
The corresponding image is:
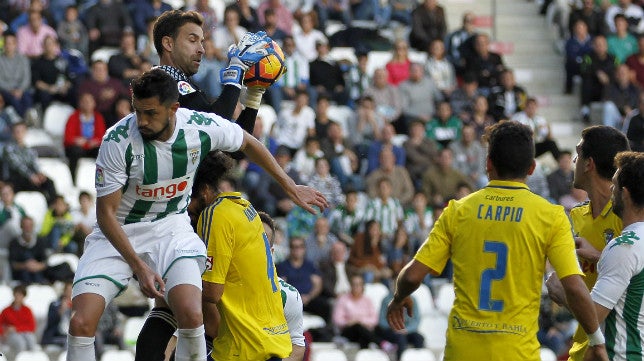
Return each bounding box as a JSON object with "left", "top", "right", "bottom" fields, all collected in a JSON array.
[{"left": 220, "top": 31, "right": 276, "bottom": 88}]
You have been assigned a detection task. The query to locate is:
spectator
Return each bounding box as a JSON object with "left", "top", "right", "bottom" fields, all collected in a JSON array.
[
  {"left": 0, "top": 32, "right": 33, "bottom": 117},
  {"left": 386, "top": 39, "right": 412, "bottom": 86},
  {"left": 212, "top": 7, "right": 247, "bottom": 61},
  {"left": 399, "top": 62, "right": 443, "bottom": 126},
  {"left": 450, "top": 73, "right": 481, "bottom": 121},
  {"left": 488, "top": 68, "right": 528, "bottom": 121},
  {"left": 464, "top": 33, "right": 505, "bottom": 94},
  {"left": 366, "top": 147, "right": 415, "bottom": 206},
  {"left": 366, "top": 123, "right": 406, "bottom": 174},
  {"left": 355, "top": 95, "right": 385, "bottom": 145},
  {"left": 41, "top": 281, "right": 72, "bottom": 347},
  {"left": 378, "top": 0, "right": 414, "bottom": 26},
  {"left": 403, "top": 120, "right": 439, "bottom": 186},
  {"left": 607, "top": 13, "right": 638, "bottom": 64},
  {"left": 293, "top": 136, "right": 324, "bottom": 183},
  {"left": 274, "top": 90, "right": 316, "bottom": 154},
  {"left": 421, "top": 147, "right": 472, "bottom": 206},
  {"left": 602, "top": 63, "right": 640, "bottom": 129},
  {"left": 307, "top": 157, "right": 344, "bottom": 209},
  {"left": 189, "top": 0, "right": 219, "bottom": 35},
  {"left": 315, "top": 0, "right": 350, "bottom": 30},
  {"left": 564, "top": 19, "right": 593, "bottom": 94},
  {"left": 78, "top": 60, "right": 130, "bottom": 127},
  {"left": 364, "top": 177, "right": 404, "bottom": 242},
  {"left": 332, "top": 274, "right": 389, "bottom": 350},
  {"left": 512, "top": 97, "right": 561, "bottom": 160},
  {"left": 262, "top": 145, "right": 302, "bottom": 217},
  {"left": 0, "top": 183, "right": 25, "bottom": 249},
  {"left": 604, "top": 0, "right": 644, "bottom": 34},
  {"left": 464, "top": 95, "right": 495, "bottom": 140},
  {"left": 16, "top": 9, "right": 57, "bottom": 59},
  {"left": 9, "top": 0, "right": 54, "bottom": 34},
  {"left": 328, "top": 188, "right": 364, "bottom": 243},
  {"left": 425, "top": 101, "right": 462, "bottom": 149},
  {"left": 320, "top": 241, "right": 351, "bottom": 298},
  {"left": 376, "top": 289, "right": 424, "bottom": 360},
  {"left": 84, "top": 0, "right": 133, "bottom": 53},
  {"left": 560, "top": 186, "right": 589, "bottom": 213},
  {"left": 71, "top": 191, "right": 96, "bottom": 245},
  {"left": 344, "top": 50, "right": 371, "bottom": 108},
  {"left": 444, "top": 11, "right": 477, "bottom": 73},
  {"left": 63, "top": 92, "right": 105, "bottom": 181},
  {"left": 526, "top": 163, "right": 552, "bottom": 201},
  {"left": 267, "top": 35, "right": 309, "bottom": 110},
  {"left": 348, "top": 220, "right": 392, "bottom": 283},
  {"left": 131, "top": 0, "right": 172, "bottom": 37},
  {"left": 0, "top": 94, "right": 22, "bottom": 145},
  {"left": 309, "top": 40, "right": 347, "bottom": 105},
  {"left": 625, "top": 34, "right": 644, "bottom": 89},
  {"left": 191, "top": 38, "right": 224, "bottom": 100},
  {"left": 0, "top": 284, "right": 37, "bottom": 353},
  {"left": 403, "top": 192, "right": 433, "bottom": 252},
  {"left": 409, "top": 0, "right": 447, "bottom": 52},
  {"left": 257, "top": 0, "right": 294, "bottom": 36},
  {"left": 108, "top": 32, "right": 145, "bottom": 86},
  {"left": 1, "top": 122, "right": 56, "bottom": 202},
  {"left": 580, "top": 35, "right": 617, "bottom": 123},
  {"left": 568, "top": 0, "right": 607, "bottom": 37},
  {"left": 547, "top": 150, "right": 574, "bottom": 203},
  {"left": 39, "top": 195, "right": 76, "bottom": 254},
  {"left": 8, "top": 216, "right": 48, "bottom": 284},
  {"left": 449, "top": 123, "right": 487, "bottom": 189},
  {"left": 364, "top": 68, "right": 403, "bottom": 125},
  {"left": 305, "top": 217, "right": 339, "bottom": 267},
  {"left": 262, "top": 8, "right": 288, "bottom": 46},
  {"left": 276, "top": 236, "right": 332, "bottom": 323},
  {"left": 624, "top": 92, "right": 644, "bottom": 151},
  {"left": 225, "top": 0, "right": 259, "bottom": 32},
  {"left": 31, "top": 35, "right": 75, "bottom": 110},
  {"left": 56, "top": 5, "right": 88, "bottom": 57},
  {"left": 314, "top": 95, "right": 335, "bottom": 139},
  {"left": 426, "top": 38, "right": 457, "bottom": 98},
  {"left": 95, "top": 302, "right": 125, "bottom": 358}
]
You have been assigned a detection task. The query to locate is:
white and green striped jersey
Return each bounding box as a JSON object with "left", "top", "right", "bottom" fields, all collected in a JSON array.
[
  {"left": 95, "top": 108, "right": 244, "bottom": 224},
  {"left": 278, "top": 277, "right": 305, "bottom": 347},
  {"left": 591, "top": 222, "right": 644, "bottom": 361}
]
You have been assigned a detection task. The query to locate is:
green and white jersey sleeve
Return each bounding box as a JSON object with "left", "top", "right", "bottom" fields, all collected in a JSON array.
[
  {"left": 591, "top": 223, "right": 644, "bottom": 361},
  {"left": 95, "top": 109, "right": 244, "bottom": 225},
  {"left": 279, "top": 277, "right": 305, "bottom": 347}
]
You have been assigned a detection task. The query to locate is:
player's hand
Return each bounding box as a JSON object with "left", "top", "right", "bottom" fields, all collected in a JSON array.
[
  {"left": 386, "top": 296, "right": 413, "bottom": 331},
  {"left": 575, "top": 237, "right": 601, "bottom": 263},
  {"left": 288, "top": 185, "right": 328, "bottom": 215},
  {"left": 227, "top": 31, "right": 274, "bottom": 71},
  {"left": 583, "top": 344, "right": 609, "bottom": 361},
  {"left": 545, "top": 272, "right": 566, "bottom": 307},
  {"left": 133, "top": 262, "right": 165, "bottom": 298}
]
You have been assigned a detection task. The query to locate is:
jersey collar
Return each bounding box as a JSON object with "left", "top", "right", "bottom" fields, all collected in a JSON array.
[
  {"left": 156, "top": 65, "right": 190, "bottom": 83},
  {"left": 216, "top": 192, "right": 243, "bottom": 200},
  {"left": 583, "top": 199, "right": 615, "bottom": 218},
  {"left": 485, "top": 180, "right": 530, "bottom": 191}
]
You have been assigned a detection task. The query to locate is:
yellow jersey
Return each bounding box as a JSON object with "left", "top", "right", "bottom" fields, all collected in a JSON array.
[
  {"left": 198, "top": 192, "right": 291, "bottom": 361},
  {"left": 567, "top": 200, "right": 622, "bottom": 361},
  {"left": 415, "top": 180, "right": 582, "bottom": 361}
]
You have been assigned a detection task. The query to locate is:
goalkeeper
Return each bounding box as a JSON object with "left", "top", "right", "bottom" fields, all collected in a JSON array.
[{"left": 135, "top": 10, "right": 280, "bottom": 361}]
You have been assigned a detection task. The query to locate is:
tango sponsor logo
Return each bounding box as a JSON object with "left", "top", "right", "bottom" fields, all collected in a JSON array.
[{"left": 135, "top": 175, "right": 191, "bottom": 200}]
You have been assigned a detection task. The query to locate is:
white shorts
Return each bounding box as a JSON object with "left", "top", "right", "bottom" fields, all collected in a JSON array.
[{"left": 72, "top": 213, "right": 206, "bottom": 303}]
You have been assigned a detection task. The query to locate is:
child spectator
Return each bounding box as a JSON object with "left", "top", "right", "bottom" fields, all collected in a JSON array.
[{"left": 0, "top": 284, "right": 37, "bottom": 353}]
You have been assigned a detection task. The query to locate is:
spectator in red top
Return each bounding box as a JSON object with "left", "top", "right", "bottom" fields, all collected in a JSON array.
[
  {"left": 0, "top": 284, "right": 37, "bottom": 353},
  {"left": 63, "top": 92, "right": 106, "bottom": 182},
  {"left": 386, "top": 39, "right": 412, "bottom": 86}
]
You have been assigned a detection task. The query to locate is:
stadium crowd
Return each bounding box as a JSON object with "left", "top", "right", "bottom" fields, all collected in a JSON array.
[{"left": 0, "top": 0, "right": 642, "bottom": 360}]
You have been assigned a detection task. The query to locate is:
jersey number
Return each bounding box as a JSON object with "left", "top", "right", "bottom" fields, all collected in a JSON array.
[
  {"left": 478, "top": 240, "right": 508, "bottom": 312},
  {"left": 262, "top": 233, "right": 278, "bottom": 293}
]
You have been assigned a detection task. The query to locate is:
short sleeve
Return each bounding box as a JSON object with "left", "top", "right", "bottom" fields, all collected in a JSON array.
[
  {"left": 283, "top": 285, "right": 305, "bottom": 346},
  {"left": 200, "top": 209, "right": 234, "bottom": 285},
  {"left": 414, "top": 199, "right": 454, "bottom": 273},
  {"left": 198, "top": 111, "right": 244, "bottom": 153},
  {"left": 546, "top": 207, "right": 583, "bottom": 279},
  {"left": 591, "top": 238, "right": 641, "bottom": 310},
  {"left": 95, "top": 136, "right": 128, "bottom": 198}
]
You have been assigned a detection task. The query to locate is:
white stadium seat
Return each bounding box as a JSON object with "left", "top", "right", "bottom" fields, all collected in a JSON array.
[
  {"left": 47, "top": 253, "right": 80, "bottom": 272},
  {"left": 302, "top": 313, "right": 326, "bottom": 331},
  {"left": 419, "top": 314, "right": 448, "bottom": 356},
  {"left": 311, "top": 348, "right": 348, "bottom": 361},
  {"left": 75, "top": 158, "right": 97, "bottom": 194},
  {"left": 42, "top": 102, "right": 75, "bottom": 139},
  {"left": 257, "top": 104, "right": 277, "bottom": 137},
  {"left": 540, "top": 347, "right": 557, "bottom": 361},
  {"left": 100, "top": 350, "right": 134, "bottom": 361},
  {"left": 366, "top": 51, "right": 391, "bottom": 76},
  {"left": 15, "top": 350, "right": 50, "bottom": 361},
  {"left": 37, "top": 158, "right": 75, "bottom": 195},
  {"left": 0, "top": 284, "right": 13, "bottom": 310},
  {"left": 354, "top": 349, "right": 390, "bottom": 361},
  {"left": 25, "top": 284, "right": 58, "bottom": 321},
  {"left": 435, "top": 283, "right": 455, "bottom": 316},
  {"left": 123, "top": 317, "right": 146, "bottom": 348},
  {"left": 364, "top": 282, "right": 389, "bottom": 315},
  {"left": 400, "top": 348, "right": 436, "bottom": 361},
  {"left": 91, "top": 47, "right": 119, "bottom": 63},
  {"left": 412, "top": 283, "right": 435, "bottom": 316},
  {"left": 14, "top": 191, "right": 48, "bottom": 232}
]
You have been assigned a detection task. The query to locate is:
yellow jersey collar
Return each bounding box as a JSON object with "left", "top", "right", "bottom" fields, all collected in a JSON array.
[
  {"left": 583, "top": 199, "right": 614, "bottom": 218},
  {"left": 486, "top": 180, "right": 530, "bottom": 191}
]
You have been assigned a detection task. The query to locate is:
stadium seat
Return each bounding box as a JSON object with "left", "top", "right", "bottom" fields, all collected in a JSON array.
[
  {"left": 311, "top": 348, "right": 348, "bottom": 361},
  {"left": 0, "top": 284, "right": 13, "bottom": 309},
  {"left": 25, "top": 284, "right": 58, "bottom": 321},
  {"left": 435, "top": 283, "right": 455, "bottom": 316},
  {"left": 100, "top": 350, "right": 134, "bottom": 361},
  {"left": 14, "top": 191, "right": 48, "bottom": 233},
  {"left": 364, "top": 282, "right": 389, "bottom": 315},
  {"left": 540, "top": 348, "right": 557, "bottom": 361},
  {"left": 47, "top": 253, "right": 80, "bottom": 272},
  {"left": 57, "top": 351, "right": 67, "bottom": 361},
  {"left": 302, "top": 313, "right": 326, "bottom": 331},
  {"left": 328, "top": 47, "right": 358, "bottom": 64},
  {"left": 24, "top": 128, "right": 55, "bottom": 148},
  {"left": 257, "top": 104, "right": 277, "bottom": 137},
  {"left": 408, "top": 50, "right": 428, "bottom": 64},
  {"left": 75, "top": 158, "right": 97, "bottom": 194},
  {"left": 412, "top": 283, "right": 435, "bottom": 316},
  {"left": 90, "top": 47, "right": 119, "bottom": 63},
  {"left": 14, "top": 350, "right": 50, "bottom": 361},
  {"left": 354, "top": 349, "right": 389, "bottom": 361},
  {"left": 123, "top": 317, "right": 146, "bottom": 348},
  {"left": 42, "top": 102, "right": 75, "bottom": 139},
  {"left": 208, "top": 0, "right": 225, "bottom": 28},
  {"left": 326, "top": 105, "right": 354, "bottom": 136},
  {"left": 366, "top": 51, "right": 392, "bottom": 76},
  {"left": 419, "top": 314, "right": 447, "bottom": 356},
  {"left": 37, "top": 158, "right": 75, "bottom": 195},
  {"left": 400, "top": 348, "right": 436, "bottom": 361}
]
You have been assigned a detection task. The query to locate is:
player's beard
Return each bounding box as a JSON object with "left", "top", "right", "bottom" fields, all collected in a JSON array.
[{"left": 140, "top": 117, "right": 171, "bottom": 141}]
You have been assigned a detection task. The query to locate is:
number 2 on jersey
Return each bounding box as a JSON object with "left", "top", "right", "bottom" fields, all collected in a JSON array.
[
  {"left": 479, "top": 241, "right": 508, "bottom": 312},
  {"left": 262, "top": 232, "right": 278, "bottom": 293}
]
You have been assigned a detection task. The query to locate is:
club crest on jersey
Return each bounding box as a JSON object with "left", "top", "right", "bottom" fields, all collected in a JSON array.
[
  {"left": 189, "top": 149, "right": 200, "bottom": 164},
  {"left": 177, "top": 81, "right": 196, "bottom": 95},
  {"left": 95, "top": 166, "right": 105, "bottom": 187},
  {"left": 604, "top": 228, "right": 616, "bottom": 244}
]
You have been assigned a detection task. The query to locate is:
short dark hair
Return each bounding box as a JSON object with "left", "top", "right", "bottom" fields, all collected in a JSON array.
[
  {"left": 131, "top": 69, "right": 179, "bottom": 105},
  {"left": 614, "top": 151, "right": 644, "bottom": 208},
  {"left": 13, "top": 284, "right": 27, "bottom": 296},
  {"left": 192, "top": 151, "right": 234, "bottom": 195},
  {"left": 580, "top": 125, "right": 630, "bottom": 180},
  {"left": 258, "top": 211, "right": 276, "bottom": 246},
  {"left": 153, "top": 10, "right": 204, "bottom": 57},
  {"left": 484, "top": 121, "right": 534, "bottom": 179}
]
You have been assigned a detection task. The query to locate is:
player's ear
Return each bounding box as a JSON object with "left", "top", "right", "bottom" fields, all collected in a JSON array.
[
  {"left": 162, "top": 35, "right": 173, "bottom": 53},
  {"left": 169, "top": 101, "right": 180, "bottom": 113},
  {"left": 526, "top": 159, "right": 536, "bottom": 176}
]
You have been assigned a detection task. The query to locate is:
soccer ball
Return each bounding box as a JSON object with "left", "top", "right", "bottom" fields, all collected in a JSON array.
[{"left": 243, "top": 40, "right": 287, "bottom": 88}]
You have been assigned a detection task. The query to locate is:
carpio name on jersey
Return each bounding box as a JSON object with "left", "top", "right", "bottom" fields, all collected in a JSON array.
[{"left": 477, "top": 203, "right": 524, "bottom": 223}]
